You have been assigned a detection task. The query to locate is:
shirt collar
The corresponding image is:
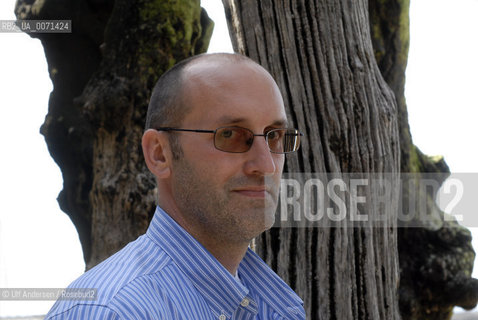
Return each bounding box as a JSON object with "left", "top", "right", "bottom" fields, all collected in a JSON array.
[
  {"left": 146, "top": 206, "right": 250, "bottom": 318},
  {"left": 239, "top": 249, "right": 305, "bottom": 318}
]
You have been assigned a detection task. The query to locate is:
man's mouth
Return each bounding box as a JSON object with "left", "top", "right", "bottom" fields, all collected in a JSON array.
[{"left": 232, "top": 187, "right": 269, "bottom": 198}]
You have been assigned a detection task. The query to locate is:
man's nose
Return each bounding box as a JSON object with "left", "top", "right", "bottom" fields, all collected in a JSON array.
[{"left": 243, "top": 136, "right": 278, "bottom": 176}]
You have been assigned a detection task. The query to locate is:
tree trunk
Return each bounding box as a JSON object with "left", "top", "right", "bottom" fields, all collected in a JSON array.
[
  {"left": 15, "top": 0, "right": 213, "bottom": 269},
  {"left": 222, "top": 1, "right": 401, "bottom": 319}
]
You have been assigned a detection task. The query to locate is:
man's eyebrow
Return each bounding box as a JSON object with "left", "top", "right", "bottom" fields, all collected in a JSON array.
[
  {"left": 217, "top": 116, "right": 288, "bottom": 127},
  {"left": 271, "top": 119, "right": 288, "bottom": 127}
]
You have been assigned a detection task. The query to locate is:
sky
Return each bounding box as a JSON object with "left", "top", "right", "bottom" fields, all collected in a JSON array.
[{"left": 0, "top": 0, "right": 477, "bottom": 317}]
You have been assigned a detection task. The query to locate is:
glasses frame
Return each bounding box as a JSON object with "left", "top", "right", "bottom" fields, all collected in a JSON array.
[{"left": 155, "top": 126, "right": 303, "bottom": 154}]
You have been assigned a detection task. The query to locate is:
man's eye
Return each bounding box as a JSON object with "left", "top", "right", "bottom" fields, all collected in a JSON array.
[
  {"left": 221, "top": 130, "right": 234, "bottom": 138},
  {"left": 268, "top": 131, "right": 281, "bottom": 140}
]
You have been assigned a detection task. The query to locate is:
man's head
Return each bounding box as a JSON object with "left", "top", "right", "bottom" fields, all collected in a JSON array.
[
  {"left": 145, "top": 54, "right": 256, "bottom": 159},
  {"left": 142, "top": 53, "right": 291, "bottom": 245}
]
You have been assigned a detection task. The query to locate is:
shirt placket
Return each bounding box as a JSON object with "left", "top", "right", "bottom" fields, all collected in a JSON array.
[{"left": 223, "top": 295, "right": 258, "bottom": 320}]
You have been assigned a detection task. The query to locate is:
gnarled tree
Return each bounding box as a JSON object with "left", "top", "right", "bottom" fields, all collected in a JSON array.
[
  {"left": 15, "top": 0, "right": 214, "bottom": 269},
  {"left": 369, "top": 1, "right": 478, "bottom": 318}
]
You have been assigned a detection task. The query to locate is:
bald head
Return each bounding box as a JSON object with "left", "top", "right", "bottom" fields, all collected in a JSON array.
[{"left": 145, "top": 53, "right": 275, "bottom": 130}]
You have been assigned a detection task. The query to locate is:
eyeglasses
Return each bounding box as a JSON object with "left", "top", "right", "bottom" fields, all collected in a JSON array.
[{"left": 155, "top": 126, "right": 303, "bottom": 154}]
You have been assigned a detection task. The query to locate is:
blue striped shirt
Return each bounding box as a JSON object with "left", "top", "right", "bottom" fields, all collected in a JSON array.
[{"left": 46, "top": 207, "right": 305, "bottom": 319}]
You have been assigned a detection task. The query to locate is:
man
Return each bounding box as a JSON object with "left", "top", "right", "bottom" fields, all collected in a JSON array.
[{"left": 46, "top": 53, "right": 305, "bottom": 319}]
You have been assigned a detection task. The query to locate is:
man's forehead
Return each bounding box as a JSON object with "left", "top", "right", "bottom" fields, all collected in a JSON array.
[
  {"left": 182, "top": 58, "right": 281, "bottom": 100},
  {"left": 179, "top": 55, "right": 287, "bottom": 128}
]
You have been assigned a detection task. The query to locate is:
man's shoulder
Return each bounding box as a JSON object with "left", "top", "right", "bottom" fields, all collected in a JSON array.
[
  {"left": 74, "top": 234, "right": 173, "bottom": 300},
  {"left": 45, "top": 234, "right": 176, "bottom": 319}
]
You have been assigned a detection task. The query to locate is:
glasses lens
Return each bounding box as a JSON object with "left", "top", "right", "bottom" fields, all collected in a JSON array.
[
  {"left": 214, "top": 127, "right": 254, "bottom": 153},
  {"left": 267, "top": 129, "right": 301, "bottom": 153}
]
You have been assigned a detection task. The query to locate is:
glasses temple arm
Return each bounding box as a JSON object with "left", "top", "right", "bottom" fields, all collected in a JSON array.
[{"left": 155, "top": 128, "right": 215, "bottom": 133}]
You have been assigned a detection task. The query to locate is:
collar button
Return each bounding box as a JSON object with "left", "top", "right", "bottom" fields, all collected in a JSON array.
[
  {"left": 241, "top": 298, "right": 250, "bottom": 307},
  {"left": 219, "top": 314, "right": 226, "bottom": 320}
]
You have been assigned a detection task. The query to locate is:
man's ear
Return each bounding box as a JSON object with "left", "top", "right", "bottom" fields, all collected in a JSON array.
[{"left": 142, "top": 129, "right": 171, "bottom": 179}]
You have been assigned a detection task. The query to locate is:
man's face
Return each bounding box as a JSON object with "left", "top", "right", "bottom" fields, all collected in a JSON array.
[{"left": 169, "top": 60, "right": 286, "bottom": 244}]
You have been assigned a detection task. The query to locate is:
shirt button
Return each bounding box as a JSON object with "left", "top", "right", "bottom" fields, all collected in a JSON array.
[
  {"left": 219, "top": 314, "right": 226, "bottom": 320},
  {"left": 241, "top": 298, "right": 250, "bottom": 307}
]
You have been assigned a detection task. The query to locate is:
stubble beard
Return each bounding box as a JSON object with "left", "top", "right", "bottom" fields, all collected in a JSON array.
[{"left": 170, "top": 156, "right": 279, "bottom": 245}]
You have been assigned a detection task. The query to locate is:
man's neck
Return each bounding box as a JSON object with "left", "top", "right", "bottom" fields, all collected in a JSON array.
[
  {"left": 158, "top": 201, "right": 250, "bottom": 275},
  {"left": 192, "top": 232, "right": 249, "bottom": 275}
]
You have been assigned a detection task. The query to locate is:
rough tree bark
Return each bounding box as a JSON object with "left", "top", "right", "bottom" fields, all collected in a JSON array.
[
  {"left": 15, "top": 0, "right": 213, "bottom": 269},
  {"left": 223, "top": 1, "right": 401, "bottom": 319}
]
